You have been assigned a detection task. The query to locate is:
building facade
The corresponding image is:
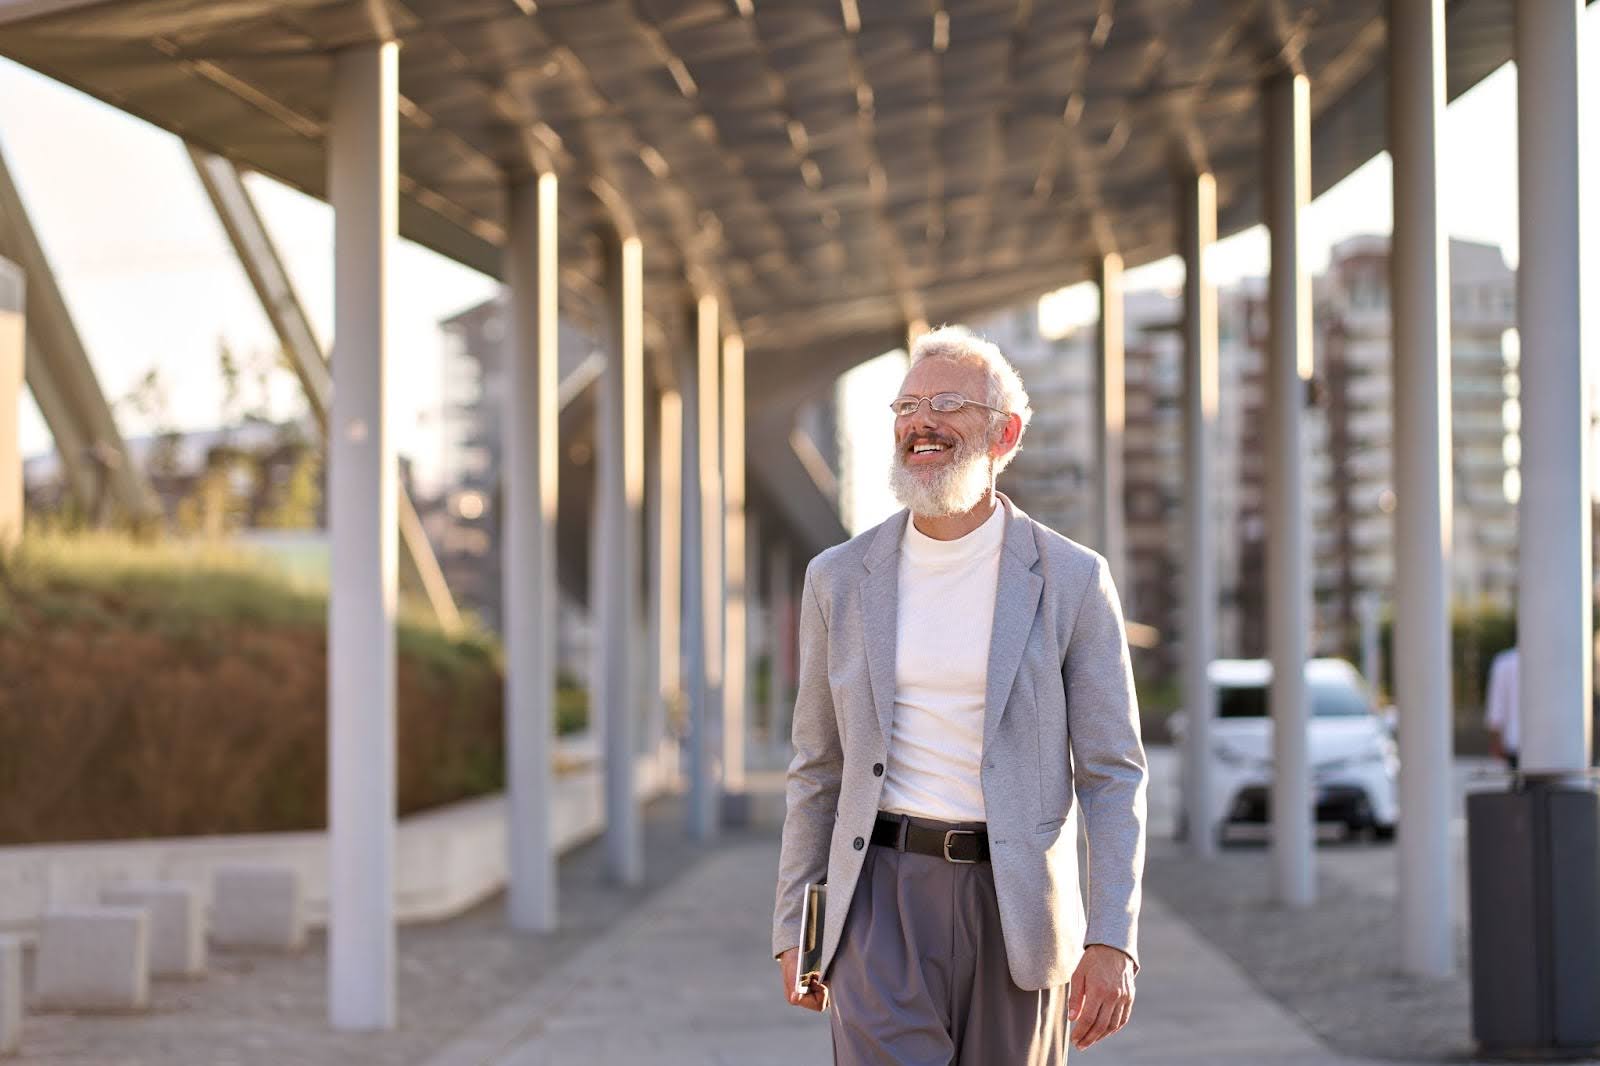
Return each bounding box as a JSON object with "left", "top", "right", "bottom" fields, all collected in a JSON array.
[{"left": 980, "top": 234, "right": 1520, "bottom": 681}]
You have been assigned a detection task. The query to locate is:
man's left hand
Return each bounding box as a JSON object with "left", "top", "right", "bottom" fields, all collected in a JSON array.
[{"left": 1067, "top": 944, "right": 1136, "bottom": 1051}]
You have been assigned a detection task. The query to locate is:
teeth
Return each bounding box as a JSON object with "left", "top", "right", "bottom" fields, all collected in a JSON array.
[{"left": 911, "top": 443, "right": 944, "bottom": 454}]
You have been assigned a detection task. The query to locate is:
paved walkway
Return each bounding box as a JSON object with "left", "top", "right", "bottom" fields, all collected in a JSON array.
[
  {"left": 15, "top": 756, "right": 1587, "bottom": 1064},
  {"left": 422, "top": 834, "right": 1397, "bottom": 1066}
]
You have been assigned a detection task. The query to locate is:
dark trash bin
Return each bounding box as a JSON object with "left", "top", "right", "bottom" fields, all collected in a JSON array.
[{"left": 1467, "top": 779, "right": 1600, "bottom": 1058}]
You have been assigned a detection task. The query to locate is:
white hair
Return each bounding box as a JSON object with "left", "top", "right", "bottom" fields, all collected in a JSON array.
[{"left": 907, "top": 324, "right": 1033, "bottom": 473}]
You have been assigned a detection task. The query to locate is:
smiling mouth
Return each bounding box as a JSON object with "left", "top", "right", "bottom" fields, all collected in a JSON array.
[{"left": 903, "top": 436, "right": 953, "bottom": 459}]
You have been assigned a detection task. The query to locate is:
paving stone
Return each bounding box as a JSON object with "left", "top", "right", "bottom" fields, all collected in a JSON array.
[
  {"left": 102, "top": 882, "right": 206, "bottom": 978},
  {"left": 34, "top": 907, "right": 149, "bottom": 1012},
  {"left": 211, "top": 866, "right": 304, "bottom": 953},
  {"left": 0, "top": 935, "right": 21, "bottom": 1055}
]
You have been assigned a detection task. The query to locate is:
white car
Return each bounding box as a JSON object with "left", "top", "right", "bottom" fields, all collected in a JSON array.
[{"left": 1169, "top": 658, "right": 1400, "bottom": 844}]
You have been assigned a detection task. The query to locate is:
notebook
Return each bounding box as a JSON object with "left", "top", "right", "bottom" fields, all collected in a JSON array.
[{"left": 794, "top": 881, "right": 826, "bottom": 998}]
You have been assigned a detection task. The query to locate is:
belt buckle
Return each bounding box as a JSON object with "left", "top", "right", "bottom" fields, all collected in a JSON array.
[{"left": 943, "top": 829, "right": 978, "bottom": 864}]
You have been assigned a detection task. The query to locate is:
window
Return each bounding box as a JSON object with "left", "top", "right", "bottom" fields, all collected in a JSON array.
[{"left": 1215, "top": 678, "right": 1371, "bottom": 718}]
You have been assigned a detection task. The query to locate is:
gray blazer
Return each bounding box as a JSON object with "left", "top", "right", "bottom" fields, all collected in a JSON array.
[{"left": 772, "top": 493, "right": 1148, "bottom": 991}]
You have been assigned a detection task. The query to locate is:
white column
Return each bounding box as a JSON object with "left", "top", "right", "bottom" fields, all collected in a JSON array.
[
  {"left": 651, "top": 387, "right": 683, "bottom": 759},
  {"left": 502, "top": 172, "right": 559, "bottom": 931},
  {"left": 1179, "top": 171, "right": 1219, "bottom": 858},
  {"left": 1263, "top": 70, "right": 1315, "bottom": 908},
  {"left": 595, "top": 229, "right": 645, "bottom": 885},
  {"left": 685, "top": 295, "right": 722, "bottom": 839},
  {"left": 767, "top": 537, "right": 794, "bottom": 761},
  {"left": 1388, "top": 0, "right": 1455, "bottom": 978},
  {"left": 1095, "top": 253, "right": 1127, "bottom": 591},
  {"left": 0, "top": 256, "right": 21, "bottom": 551},
  {"left": 1515, "top": 0, "right": 1592, "bottom": 776},
  {"left": 722, "top": 333, "right": 747, "bottom": 794},
  {"left": 326, "top": 40, "right": 399, "bottom": 1031},
  {"left": 744, "top": 509, "right": 763, "bottom": 762}
]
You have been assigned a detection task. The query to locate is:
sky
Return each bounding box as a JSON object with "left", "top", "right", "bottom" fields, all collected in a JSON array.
[{"left": 1, "top": 8, "right": 1596, "bottom": 518}]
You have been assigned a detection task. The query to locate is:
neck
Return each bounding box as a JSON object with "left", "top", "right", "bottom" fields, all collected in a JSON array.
[{"left": 911, "top": 487, "right": 999, "bottom": 541}]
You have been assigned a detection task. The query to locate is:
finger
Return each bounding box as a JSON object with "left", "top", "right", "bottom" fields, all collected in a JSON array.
[
  {"left": 801, "top": 978, "right": 829, "bottom": 1012},
  {"left": 1066, "top": 977, "right": 1088, "bottom": 1021},
  {"left": 1072, "top": 994, "right": 1109, "bottom": 1049},
  {"left": 1098, "top": 997, "right": 1131, "bottom": 1043}
]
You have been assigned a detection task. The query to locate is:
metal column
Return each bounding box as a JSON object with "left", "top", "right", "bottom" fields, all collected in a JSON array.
[
  {"left": 20, "top": 336, "right": 94, "bottom": 510},
  {"left": 1179, "top": 171, "right": 1219, "bottom": 858},
  {"left": 326, "top": 40, "right": 399, "bottom": 1031},
  {"left": 1094, "top": 252, "right": 1127, "bottom": 592},
  {"left": 767, "top": 537, "right": 794, "bottom": 761},
  {"left": 0, "top": 256, "right": 20, "bottom": 550},
  {"left": 502, "top": 172, "right": 559, "bottom": 930},
  {"left": 0, "top": 137, "right": 159, "bottom": 526},
  {"left": 649, "top": 386, "right": 683, "bottom": 760},
  {"left": 595, "top": 228, "right": 645, "bottom": 885},
  {"left": 1515, "top": 0, "right": 1592, "bottom": 776},
  {"left": 1263, "top": 70, "right": 1315, "bottom": 907},
  {"left": 684, "top": 295, "right": 722, "bottom": 840},
  {"left": 722, "top": 333, "right": 747, "bottom": 798},
  {"left": 1388, "top": 0, "right": 1455, "bottom": 978},
  {"left": 187, "top": 148, "right": 460, "bottom": 631}
]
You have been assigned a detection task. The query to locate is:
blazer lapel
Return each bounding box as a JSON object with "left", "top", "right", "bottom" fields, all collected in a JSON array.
[
  {"left": 861, "top": 511, "right": 907, "bottom": 746},
  {"left": 983, "top": 499, "right": 1044, "bottom": 749}
]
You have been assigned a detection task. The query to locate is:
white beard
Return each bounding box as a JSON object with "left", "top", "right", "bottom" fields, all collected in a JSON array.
[{"left": 888, "top": 435, "right": 992, "bottom": 518}]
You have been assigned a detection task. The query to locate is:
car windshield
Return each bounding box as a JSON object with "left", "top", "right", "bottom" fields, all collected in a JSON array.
[{"left": 1215, "top": 678, "right": 1372, "bottom": 718}]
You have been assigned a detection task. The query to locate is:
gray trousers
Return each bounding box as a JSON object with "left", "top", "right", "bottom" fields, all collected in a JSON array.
[{"left": 827, "top": 815, "right": 1070, "bottom": 1065}]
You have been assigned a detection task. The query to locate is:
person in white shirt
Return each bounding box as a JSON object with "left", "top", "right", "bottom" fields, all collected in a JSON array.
[
  {"left": 1485, "top": 644, "right": 1520, "bottom": 770},
  {"left": 773, "top": 326, "right": 1146, "bottom": 1063}
]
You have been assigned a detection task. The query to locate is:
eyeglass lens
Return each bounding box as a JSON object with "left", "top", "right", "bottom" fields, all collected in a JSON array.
[{"left": 892, "top": 393, "right": 967, "bottom": 415}]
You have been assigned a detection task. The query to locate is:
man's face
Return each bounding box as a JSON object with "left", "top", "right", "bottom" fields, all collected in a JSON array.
[{"left": 887, "top": 358, "right": 999, "bottom": 518}]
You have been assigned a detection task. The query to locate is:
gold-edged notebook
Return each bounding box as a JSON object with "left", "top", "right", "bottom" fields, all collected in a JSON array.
[{"left": 793, "top": 882, "right": 826, "bottom": 997}]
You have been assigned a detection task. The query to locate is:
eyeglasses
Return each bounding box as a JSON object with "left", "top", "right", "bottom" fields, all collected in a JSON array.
[{"left": 888, "top": 392, "right": 1009, "bottom": 418}]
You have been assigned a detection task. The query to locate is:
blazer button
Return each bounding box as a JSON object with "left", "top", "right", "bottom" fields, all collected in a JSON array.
[
  {"left": 853, "top": 836, "right": 864, "bottom": 850},
  {"left": 872, "top": 763, "right": 884, "bottom": 777}
]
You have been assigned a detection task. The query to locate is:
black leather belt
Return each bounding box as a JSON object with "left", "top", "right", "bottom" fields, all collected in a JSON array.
[{"left": 872, "top": 814, "right": 990, "bottom": 864}]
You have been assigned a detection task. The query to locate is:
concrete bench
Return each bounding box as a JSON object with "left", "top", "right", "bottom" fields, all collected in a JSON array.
[
  {"left": 211, "top": 865, "right": 304, "bottom": 952},
  {"left": 0, "top": 935, "right": 21, "bottom": 1054},
  {"left": 101, "top": 882, "right": 205, "bottom": 978},
  {"left": 34, "top": 907, "right": 149, "bottom": 1012}
]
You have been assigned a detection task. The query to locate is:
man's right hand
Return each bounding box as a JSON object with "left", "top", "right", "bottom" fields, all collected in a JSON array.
[{"left": 777, "top": 947, "right": 829, "bottom": 1012}]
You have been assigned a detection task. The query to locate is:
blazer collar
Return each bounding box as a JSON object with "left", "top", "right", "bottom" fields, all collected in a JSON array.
[
  {"left": 860, "top": 492, "right": 1043, "bottom": 748},
  {"left": 862, "top": 492, "right": 1037, "bottom": 572}
]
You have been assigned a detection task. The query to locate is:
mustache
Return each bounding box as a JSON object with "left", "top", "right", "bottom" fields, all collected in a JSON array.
[{"left": 897, "top": 430, "right": 958, "bottom": 455}]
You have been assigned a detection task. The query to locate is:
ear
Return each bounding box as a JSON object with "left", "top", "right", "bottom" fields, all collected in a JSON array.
[{"left": 991, "top": 412, "right": 1022, "bottom": 458}]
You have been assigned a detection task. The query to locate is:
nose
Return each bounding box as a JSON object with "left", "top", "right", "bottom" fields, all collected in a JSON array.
[{"left": 902, "top": 398, "right": 939, "bottom": 433}]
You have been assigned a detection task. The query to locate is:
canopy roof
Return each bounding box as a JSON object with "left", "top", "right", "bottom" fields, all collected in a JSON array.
[{"left": 0, "top": 0, "right": 1533, "bottom": 412}]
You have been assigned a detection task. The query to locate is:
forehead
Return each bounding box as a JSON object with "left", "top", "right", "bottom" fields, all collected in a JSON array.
[{"left": 899, "top": 355, "right": 988, "bottom": 397}]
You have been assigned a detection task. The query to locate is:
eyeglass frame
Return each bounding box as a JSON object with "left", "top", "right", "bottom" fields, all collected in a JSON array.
[{"left": 887, "top": 392, "right": 1011, "bottom": 419}]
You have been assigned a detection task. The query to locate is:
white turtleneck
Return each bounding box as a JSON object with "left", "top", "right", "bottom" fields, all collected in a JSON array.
[{"left": 879, "top": 499, "right": 1006, "bottom": 823}]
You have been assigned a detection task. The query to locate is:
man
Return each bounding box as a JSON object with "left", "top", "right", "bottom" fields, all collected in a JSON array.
[
  {"left": 1485, "top": 643, "right": 1520, "bottom": 771},
  {"left": 772, "top": 325, "right": 1148, "bottom": 1063}
]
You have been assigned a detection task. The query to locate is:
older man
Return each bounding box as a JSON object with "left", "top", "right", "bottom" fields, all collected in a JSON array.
[{"left": 772, "top": 325, "right": 1147, "bottom": 1063}]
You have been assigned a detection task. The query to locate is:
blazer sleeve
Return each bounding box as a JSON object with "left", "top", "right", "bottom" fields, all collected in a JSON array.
[
  {"left": 772, "top": 561, "right": 844, "bottom": 959},
  {"left": 1064, "top": 553, "right": 1149, "bottom": 971}
]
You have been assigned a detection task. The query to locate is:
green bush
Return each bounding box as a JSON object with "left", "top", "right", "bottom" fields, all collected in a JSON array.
[
  {"left": 1377, "top": 601, "right": 1516, "bottom": 751},
  {"left": 0, "top": 531, "right": 575, "bottom": 845}
]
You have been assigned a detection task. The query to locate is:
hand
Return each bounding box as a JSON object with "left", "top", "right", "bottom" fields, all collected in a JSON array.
[
  {"left": 778, "top": 947, "right": 830, "bottom": 1012},
  {"left": 1067, "top": 944, "right": 1136, "bottom": 1051}
]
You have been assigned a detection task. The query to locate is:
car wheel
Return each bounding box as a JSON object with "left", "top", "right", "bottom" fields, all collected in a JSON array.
[{"left": 1371, "top": 823, "right": 1397, "bottom": 842}]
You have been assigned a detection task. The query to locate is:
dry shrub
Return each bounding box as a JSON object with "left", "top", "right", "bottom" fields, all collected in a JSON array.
[{"left": 0, "top": 534, "right": 506, "bottom": 845}]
